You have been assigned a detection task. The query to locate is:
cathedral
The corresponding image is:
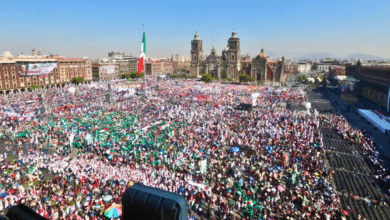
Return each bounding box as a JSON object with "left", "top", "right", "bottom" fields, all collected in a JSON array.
[
  {"left": 190, "top": 30, "right": 288, "bottom": 85},
  {"left": 190, "top": 30, "right": 241, "bottom": 79}
]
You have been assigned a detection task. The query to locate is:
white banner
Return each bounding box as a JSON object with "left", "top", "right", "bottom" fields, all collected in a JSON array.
[
  {"left": 187, "top": 180, "right": 208, "bottom": 190},
  {"left": 103, "top": 65, "right": 116, "bottom": 75},
  {"left": 19, "top": 63, "right": 57, "bottom": 76},
  {"left": 200, "top": 159, "right": 207, "bottom": 174}
]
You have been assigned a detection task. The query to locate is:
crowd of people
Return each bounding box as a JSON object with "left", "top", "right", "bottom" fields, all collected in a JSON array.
[{"left": 0, "top": 78, "right": 385, "bottom": 220}]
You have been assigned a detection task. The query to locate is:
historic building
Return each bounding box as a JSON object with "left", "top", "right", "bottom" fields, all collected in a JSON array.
[
  {"left": 220, "top": 29, "right": 241, "bottom": 79},
  {"left": 190, "top": 30, "right": 242, "bottom": 79},
  {"left": 145, "top": 61, "right": 175, "bottom": 76},
  {"left": 203, "top": 47, "right": 222, "bottom": 79},
  {"left": 0, "top": 52, "right": 92, "bottom": 94},
  {"left": 190, "top": 32, "right": 204, "bottom": 76},
  {"left": 251, "top": 49, "right": 287, "bottom": 86},
  {"left": 108, "top": 52, "right": 138, "bottom": 75},
  {"left": 346, "top": 60, "right": 390, "bottom": 110},
  {"left": 91, "top": 58, "right": 120, "bottom": 81}
]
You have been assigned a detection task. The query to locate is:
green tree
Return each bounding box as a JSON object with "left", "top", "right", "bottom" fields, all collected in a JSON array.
[
  {"left": 239, "top": 73, "right": 250, "bottom": 83},
  {"left": 121, "top": 73, "right": 131, "bottom": 79},
  {"left": 200, "top": 73, "right": 214, "bottom": 83},
  {"left": 314, "top": 76, "right": 320, "bottom": 85},
  {"left": 29, "top": 85, "right": 42, "bottom": 90},
  {"left": 71, "top": 77, "right": 84, "bottom": 84},
  {"left": 128, "top": 71, "right": 144, "bottom": 79}
]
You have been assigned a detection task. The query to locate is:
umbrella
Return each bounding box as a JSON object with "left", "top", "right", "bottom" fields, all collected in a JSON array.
[
  {"left": 0, "top": 192, "right": 7, "bottom": 198},
  {"left": 104, "top": 204, "right": 122, "bottom": 218},
  {"left": 103, "top": 195, "right": 113, "bottom": 202},
  {"left": 229, "top": 146, "right": 240, "bottom": 153},
  {"left": 178, "top": 187, "right": 185, "bottom": 193},
  {"left": 277, "top": 185, "right": 285, "bottom": 192}
]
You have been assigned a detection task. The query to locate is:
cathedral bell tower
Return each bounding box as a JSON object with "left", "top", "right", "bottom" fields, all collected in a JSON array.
[
  {"left": 226, "top": 29, "right": 241, "bottom": 79},
  {"left": 190, "top": 32, "right": 204, "bottom": 76}
]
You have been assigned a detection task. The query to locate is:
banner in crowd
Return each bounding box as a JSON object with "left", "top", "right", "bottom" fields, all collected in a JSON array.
[
  {"left": 18, "top": 63, "right": 57, "bottom": 77},
  {"left": 200, "top": 159, "right": 207, "bottom": 174},
  {"left": 103, "top": 65, "right": 116, "bottom": 75}
]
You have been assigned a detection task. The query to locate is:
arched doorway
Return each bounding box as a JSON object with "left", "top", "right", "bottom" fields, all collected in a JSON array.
[{"left": 5, "top": 90, "right": 11, "bottom": 94}]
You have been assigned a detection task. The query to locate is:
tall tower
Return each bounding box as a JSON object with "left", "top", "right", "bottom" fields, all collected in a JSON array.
[
  {"left": 190, "top": 32, "right": 204, "bottom": 76},
  {"left": 226, "top": 29, "right": 241, "bottom": 79}
]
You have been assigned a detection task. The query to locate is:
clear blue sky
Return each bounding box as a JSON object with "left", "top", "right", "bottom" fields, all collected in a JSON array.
[{"left": 1, "top": 0, "right": 389, "bottom": 59}]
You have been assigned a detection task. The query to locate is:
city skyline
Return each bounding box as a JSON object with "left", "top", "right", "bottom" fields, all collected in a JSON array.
[{"left": 1, "top": 0, "right": 390, "bottom": 60}]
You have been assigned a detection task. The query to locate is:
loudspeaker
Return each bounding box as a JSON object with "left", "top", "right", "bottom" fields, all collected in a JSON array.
[{"left": 122, "top": 184, "right": 187, "bottom": 220}]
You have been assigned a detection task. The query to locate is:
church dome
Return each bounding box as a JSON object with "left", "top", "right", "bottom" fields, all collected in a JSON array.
[
  {"left": 194, "top": 32, "right": 200, "bottom": 40},
  {"left": 258, "top": 48, "right": 268, "bottom": 59},
  {"left": 232, "top": 29, "right": 238, "bottom": 38}
]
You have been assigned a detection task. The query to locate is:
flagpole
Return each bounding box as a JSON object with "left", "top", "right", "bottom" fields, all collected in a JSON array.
[{"left": 143, "top": 23, "right": 146, "bottom": 94}]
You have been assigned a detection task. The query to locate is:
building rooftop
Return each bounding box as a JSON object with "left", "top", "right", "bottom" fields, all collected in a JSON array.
[
  {"left": 12, "top": 58, "right": 57, "bottom": 62},
  {"left": 0, "top": 60, "right": 16, "bottom": 64}
]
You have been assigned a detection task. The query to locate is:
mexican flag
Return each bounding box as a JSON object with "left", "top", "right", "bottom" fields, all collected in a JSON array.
[{"left": 137, "top": 32, "right": 146, "bottom": 75}]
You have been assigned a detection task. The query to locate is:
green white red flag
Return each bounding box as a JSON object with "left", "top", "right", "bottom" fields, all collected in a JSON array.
[{"left": 137, "top": 32, "right": 146, "bottom": 75}]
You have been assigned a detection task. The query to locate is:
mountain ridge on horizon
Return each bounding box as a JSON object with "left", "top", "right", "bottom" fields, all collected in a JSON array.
[{"left": 294, "top": 53, "right": 387, "bottom": 61}]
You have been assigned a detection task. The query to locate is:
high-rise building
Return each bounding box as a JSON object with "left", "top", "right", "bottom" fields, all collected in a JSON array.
[{"left": 172, "top": 54, "right": 185, "bottom": 63}]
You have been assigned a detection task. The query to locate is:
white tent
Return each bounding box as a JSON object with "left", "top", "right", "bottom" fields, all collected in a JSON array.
[{"left": 334, "top": 75, "right": 347, "bottom": 81}]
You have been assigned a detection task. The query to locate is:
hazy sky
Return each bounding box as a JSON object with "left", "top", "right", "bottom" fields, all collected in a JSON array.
[{"left": 1, "top": 0, "right": 389, "bottom": 59}]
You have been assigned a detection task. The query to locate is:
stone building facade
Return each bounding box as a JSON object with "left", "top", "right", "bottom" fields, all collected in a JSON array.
[
  {"left": 0, "top": 54, "right": 92, "bottom": 94},
  {"left": 251, "top": 49, "right": 287, "bottom": 86},
  {"left": 347, "top": 60, "right": 390, "bottom": 110},
  {"left": 145, "top": 61, "right": 175, "bottom": 76},
  {"left": 190, "top": 32, "right": 204, "bottom": 76},
  {"left": 190, "top": 30, "right": 242, "bottom": 79},
  {"left": 91, "top": 59, "right": 120, "bottom": 81}
]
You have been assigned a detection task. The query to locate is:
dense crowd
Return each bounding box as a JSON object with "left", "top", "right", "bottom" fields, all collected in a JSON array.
[{"left": 0, "top": 79, "right": 385, "bottom": 220}]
